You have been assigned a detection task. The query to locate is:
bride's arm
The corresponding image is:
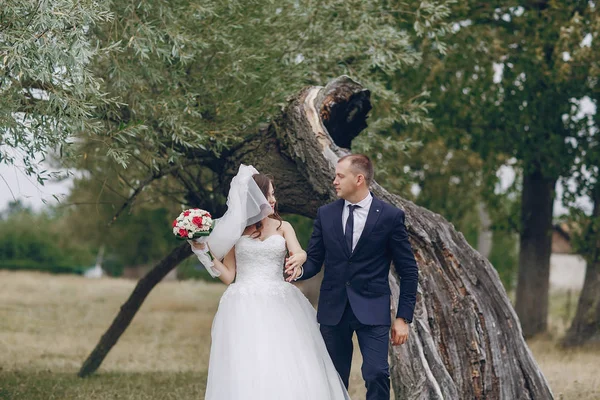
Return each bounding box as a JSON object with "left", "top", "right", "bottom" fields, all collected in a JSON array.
[
  {"left": 212, "top": 247, "right": 237, "bottom": 285},
  {"left": 191, "top": 242, "right": 237, "bottom": 285},
  {"left": 281, "top": 221, "right": 307, "bottom": 282}
]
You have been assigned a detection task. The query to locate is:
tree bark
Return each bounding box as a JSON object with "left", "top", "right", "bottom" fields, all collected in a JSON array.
[
  {"left": 78, "top": 243, "right": 192, "bottom": 377},
  {"left": 79, "top": 76, "right": 553, "bottom": 399},
  {"left": 515, "top": 168, "right": 557, "bottom": 338},
  {"left": 563, "top": 185, "right": 600, "bottom": 347}
]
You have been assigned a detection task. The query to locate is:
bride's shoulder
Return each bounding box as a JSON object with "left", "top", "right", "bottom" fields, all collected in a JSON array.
[
  {"left": 279, "top": 220, "right": 293, "bottom": 230},
  {"left": 278, "top": 220, "right": 294, "bottom": 234}
]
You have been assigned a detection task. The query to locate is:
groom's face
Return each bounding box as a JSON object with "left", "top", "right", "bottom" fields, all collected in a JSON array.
[{"left": 333, "top": 160, "right": 359, "bottom": 199}]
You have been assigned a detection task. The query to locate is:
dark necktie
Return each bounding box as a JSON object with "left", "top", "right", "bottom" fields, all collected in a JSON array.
[{"left": 345, "top": 205, "right": 360, "bottom": 253}]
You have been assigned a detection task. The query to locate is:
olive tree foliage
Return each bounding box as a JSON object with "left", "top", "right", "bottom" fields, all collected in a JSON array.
[
  {"left": 43, "top": 0, "right": 455, "bottom": 278},
  {"left": 0, "top": 0, "right": 116, "bottom": 183},
  {"left": 67, "top": 0, "right": 454, "bottom": 200}
]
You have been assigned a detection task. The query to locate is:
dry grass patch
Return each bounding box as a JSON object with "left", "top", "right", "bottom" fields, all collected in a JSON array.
[
  {"left": 0, "top": 271, "right": 223, "bottom": 373},
  {"left": 1, "top": 271, "right": 599, "bottom": 399},
  {"left": 528, "top": 336, "right": 600, "bottom": 400}
]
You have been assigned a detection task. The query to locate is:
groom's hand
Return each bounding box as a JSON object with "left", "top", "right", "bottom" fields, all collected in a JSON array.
[
  {"left": 391, "top": 318, "right": 409, "bottom": 346},
  {"left": 285, "top": 266, "right": 303, "bottom": 282}
]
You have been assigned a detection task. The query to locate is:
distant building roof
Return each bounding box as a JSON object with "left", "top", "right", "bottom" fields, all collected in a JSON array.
[{"left": 552, "top": 223, "right": 575, "bottom": 254}]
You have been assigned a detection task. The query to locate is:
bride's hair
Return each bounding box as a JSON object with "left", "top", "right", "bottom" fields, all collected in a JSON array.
[{"left": 250, "top": 174, "right": 283, "bottom": 238}]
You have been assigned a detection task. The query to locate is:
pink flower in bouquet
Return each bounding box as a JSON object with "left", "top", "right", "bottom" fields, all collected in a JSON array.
[{"left": 192, "top": 216, "right": 203, "bottom": 227}]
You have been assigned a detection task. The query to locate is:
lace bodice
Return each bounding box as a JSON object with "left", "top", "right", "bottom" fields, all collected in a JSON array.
[{"left": 234, "top": 235, "right": 287, "bottom": 284}]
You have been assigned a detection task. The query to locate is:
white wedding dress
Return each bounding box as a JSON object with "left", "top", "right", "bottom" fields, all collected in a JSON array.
[{"left": 205, "top": 234, "right": 350, "bottom": 400}]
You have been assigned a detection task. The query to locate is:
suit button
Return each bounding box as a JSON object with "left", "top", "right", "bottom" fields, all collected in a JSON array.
[
  {"left": 349, "top": 261, "right": 353, "bottom": 265},
  {"left": 346, "top": 281, "right": 350, "bottom": 286}
]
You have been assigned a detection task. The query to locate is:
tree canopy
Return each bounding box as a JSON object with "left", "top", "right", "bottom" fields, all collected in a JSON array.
[{"left": 1, "top": 0, "right": 116, "bottom": 182}]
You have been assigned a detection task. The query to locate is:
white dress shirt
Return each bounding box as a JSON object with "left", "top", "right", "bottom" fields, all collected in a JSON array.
[{"left": 343, "top": 193, "right": 373, "bottom": 251}]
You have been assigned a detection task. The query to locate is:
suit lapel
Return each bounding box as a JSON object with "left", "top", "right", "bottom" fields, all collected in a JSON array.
[
  {"left": 351, "top": 196, "right": 382, "bottom": 257},
  {"left": 332, "top": 199, "right": 350, "bottom": 258}
]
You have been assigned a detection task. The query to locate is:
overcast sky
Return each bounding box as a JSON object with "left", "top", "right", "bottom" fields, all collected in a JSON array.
[{"left": 0, "top": 162, "right": 74, "bottom": 211}]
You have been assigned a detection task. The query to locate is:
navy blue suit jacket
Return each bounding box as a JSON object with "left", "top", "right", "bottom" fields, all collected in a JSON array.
[{"left": 299, "top": 196, "right": 419, "bottom": 326}]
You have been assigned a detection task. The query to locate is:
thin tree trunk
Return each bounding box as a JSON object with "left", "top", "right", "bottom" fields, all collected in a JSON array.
[
  {"left": 563, "top": 185, "right": 600, "bottom": 347},
  {"left": 478, "top": 202, "right": 493, "bottom": 259},
  {"left": 515, "top": 168, "right": 557, "bottom": 338},
  {"left": 78, "top": 243, "right": 191, "bottom": 377},
  {"left": 79, "top": 77, "right": 553, "bottom": 399}
]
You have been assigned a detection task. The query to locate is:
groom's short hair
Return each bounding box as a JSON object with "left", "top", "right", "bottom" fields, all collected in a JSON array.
[{"left": 339, "top": 154, "right": 374, "bottom": 185}]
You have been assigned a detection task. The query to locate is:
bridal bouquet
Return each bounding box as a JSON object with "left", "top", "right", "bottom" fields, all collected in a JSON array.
[
  {"left": 172, "top": 208, "right": 214, "bottom": 240},
  {"left": 172, "top": 208, "right": 220, "bottom": 278}
]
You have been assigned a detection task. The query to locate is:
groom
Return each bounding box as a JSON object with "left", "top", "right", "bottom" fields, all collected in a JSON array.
[{"left": 288, "top": 154, "right": 419, "bottom": 399}]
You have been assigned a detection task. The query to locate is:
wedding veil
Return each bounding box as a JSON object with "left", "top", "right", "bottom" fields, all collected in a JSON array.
[
  {"left": 189, "top": 164, "right": 272, "bottom": 277},
  {"left": 207, "top": 164, "right": 273, "bottom": 259}
]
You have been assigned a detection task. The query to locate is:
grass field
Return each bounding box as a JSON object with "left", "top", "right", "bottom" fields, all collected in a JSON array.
[{"left": 0, "top": 271, "right": 598, "bottom": 399}]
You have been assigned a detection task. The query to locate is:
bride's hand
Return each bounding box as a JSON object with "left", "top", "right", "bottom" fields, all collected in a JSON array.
[
  {"left": 285, "top": 251, "right": 306, "bottom": 273},
  {"left": 192, "top": 241, "right": 206, "bottom": 251},
  {"left": 189, "top": 241, "right": 214, "bottom": 258}
]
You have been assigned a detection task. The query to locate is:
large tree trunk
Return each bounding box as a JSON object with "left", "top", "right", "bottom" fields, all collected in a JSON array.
[
  {"left": 79, "top": 77, "right": 553, "bottom": 399},
  {"left": 515, "top": 168, "right": 557, "bottom": 338},
  {"left": 221, "top": 77, "right": 552, "bottom": 399},
  {"left": 563, "top": 185, "right": 600, "bottom": 347}
]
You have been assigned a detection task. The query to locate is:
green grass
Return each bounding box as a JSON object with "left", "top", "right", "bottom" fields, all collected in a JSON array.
[
  {"left": 0, "top": 371, "right": 206, "bottom": 400},
  {"left": 0, "top": 259, "right": 86, "bottom": 275}
]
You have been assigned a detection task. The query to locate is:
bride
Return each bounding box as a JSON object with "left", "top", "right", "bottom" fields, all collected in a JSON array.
[{"left": 190, "top": 165, "right": 350, "bottom": 400}]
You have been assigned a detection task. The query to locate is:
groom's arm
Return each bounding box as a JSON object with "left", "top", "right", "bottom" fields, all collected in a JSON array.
[
  {"left": 390, "top": 209, "right": 419, "bottom": 323},
  {"left": 297, "top": 207, "right": 326, "bottom": 281}
]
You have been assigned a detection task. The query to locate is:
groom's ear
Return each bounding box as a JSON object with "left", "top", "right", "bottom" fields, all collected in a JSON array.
[{"left": 356, "top": 174, "right": 365, "bottom": 186}]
